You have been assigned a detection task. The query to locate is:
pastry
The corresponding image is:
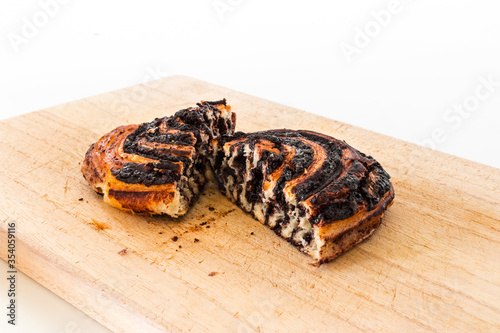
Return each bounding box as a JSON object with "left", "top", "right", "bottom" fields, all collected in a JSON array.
[
  {"left": 82, "top": 100, "right": 395, "bottom": 264},
  {"left": 81, "top": 100, "right": 235, "bottom": 217},
  {"left": 210, "top": 129, "right": 394, "bottom": 264}
]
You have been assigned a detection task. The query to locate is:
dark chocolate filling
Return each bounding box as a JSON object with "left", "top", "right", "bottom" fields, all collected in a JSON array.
[
  {"left": 110, "top": 101, "right": 233, "bottom": 187},
  {"left": 212, "top": 129, "right": 392, "bottom": 227}
]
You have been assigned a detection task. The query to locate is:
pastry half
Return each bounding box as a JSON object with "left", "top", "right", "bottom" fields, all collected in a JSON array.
[
  {"left": 210, "top": 129, "right": 395, "bottom": 264},
  {"left": 81, "top": 100, "right": 235, "bottom": 217}
]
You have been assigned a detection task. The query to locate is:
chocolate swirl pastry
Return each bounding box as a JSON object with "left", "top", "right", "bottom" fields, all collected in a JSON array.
[
  {"left": 210, "top": 129, "right": 394, "bottom": 264},
  {"left": 81, "top": 100, "right": 235, "bottom": 217}
]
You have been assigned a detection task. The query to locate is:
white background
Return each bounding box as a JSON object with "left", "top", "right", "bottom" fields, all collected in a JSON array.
[{"left": 1, "top": 1, "right": 499, "bottom": 332}]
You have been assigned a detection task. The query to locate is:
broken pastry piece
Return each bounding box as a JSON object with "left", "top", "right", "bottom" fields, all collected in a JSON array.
[
  {"left": 210, "top": 129, "right": 394, "bottom": 264},
  {"left": 81, "top": 100, "right": 235, "bottom": 217}
]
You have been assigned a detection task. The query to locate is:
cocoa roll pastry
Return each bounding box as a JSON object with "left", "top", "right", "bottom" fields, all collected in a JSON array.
[
  {"left": 210, "top": 129, "right": 394, "bottom": 264},
  {"left": 82, "top": 100, "right": 235, "bottom": 217}
]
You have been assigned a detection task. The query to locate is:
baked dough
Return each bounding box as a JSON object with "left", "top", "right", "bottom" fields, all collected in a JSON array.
[
  {"left": 81, "top": 100, "right": 235, "bottom": 217},
  {"left": 210, "top": 129, "right": 394, "bottom": 264}
]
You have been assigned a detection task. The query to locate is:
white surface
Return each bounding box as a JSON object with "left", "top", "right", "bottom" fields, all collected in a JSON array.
[{"left": 1, "top": 1, "right": 499, "bottom": 332}]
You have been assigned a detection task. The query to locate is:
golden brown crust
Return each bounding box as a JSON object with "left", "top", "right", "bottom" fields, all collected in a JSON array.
[
  {"left": 313, "top": 185, "right": 394, "bottom": 265},
  {"left": 82, "top": 124, "right": 139, "bottom": 191},
  {"left": 81, "top": 100, "right": 235, "bottom": 217},
  {"left": 81, "top": 124, "right": 186, "bottom": 216}
]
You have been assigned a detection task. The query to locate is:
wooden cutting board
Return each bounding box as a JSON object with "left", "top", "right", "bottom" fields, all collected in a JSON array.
[{"left": 0, "top": 76, "right": 499, "bottom": 332}]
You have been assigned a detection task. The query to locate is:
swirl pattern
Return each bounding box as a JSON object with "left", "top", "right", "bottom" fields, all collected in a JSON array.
[
  {"left": 210, "top": 129, "right": 394, "bottom": 264},
  {"left": 81, "top": 100, "right": 235, "bottom": 217}
]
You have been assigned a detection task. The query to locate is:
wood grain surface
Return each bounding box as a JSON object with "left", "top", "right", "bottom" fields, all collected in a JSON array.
[{"left": 0, "top": 76, "right": 499, "bottom": 332}]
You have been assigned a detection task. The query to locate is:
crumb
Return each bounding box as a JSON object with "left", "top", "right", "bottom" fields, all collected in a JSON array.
[
  {"left": 158, "top": 232, "right": 163, "bottom": 234},
  {"left": 91, "top": 218, "right": 110, "bottom": 230},
  {"left": 78, "top": 198, "right": 84, "bottom": 201},
  {"left": 194, "top": 238, "right": 199, "bottom": 243},
  {"left": 220, "top": 208, "right": 236, "bottom": 217},
  {"left": 208, "top": 206, "right": 215, "bottom": 211},
  {"left": 178, "top": 245, "right": 182, "bottom": 248},
  {"left": 250, "top": 232, "right": 254, "bottom": 235},
  {"left": 206, "top": 226, "right": 210, "bottom": 228},
  {"left": 208, "top": 272, "right": 217, "bottom": 277},
  {"left": 171, "top": 236, "right": 178, "bottom": 242},
  {"left": 200, "top": 222, "right": 208, "bottom": 226},
  {"left": 118, "top": 248, "right": 127, "bottom": 255}
]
